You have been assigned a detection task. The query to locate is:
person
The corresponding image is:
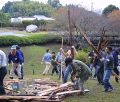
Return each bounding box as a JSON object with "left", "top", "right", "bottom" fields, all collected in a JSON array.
[
  {"left": 14, "top": 45, "right": 24, "bottom": 79},
  {"left": 56, "top": 48, "right": 65, "bottom": 80},
  {"left": 8, "top": 45, "right": 22, "bottom": 79},
  {"left": 62, "top": 46, "right": 77, "bottom": 83},
  {"left": 88, "top": 50, "right": 94, "bottom": 78},
  {"left": 0, "top": 50, "right": 7, "bottom": 95},
  {"left": 71, "top": 60, "right": 91, "bottom": 94},
  {"left": 42, "top": 49, "right": 52, "bottom": 75},
  {"left": 92, "top": 53, "right": 100, "bottom": 80},
  {"left": 102, "top": 46, "right": 118, "bottom": 92},
  {"left": 93, "top": 50, "right": 105, "bottom": 85},
  {"left": 51, "top": 52, "right": 58, "bottom": 76},
  {"left": 112, "top": 48, "right": 119, "bottom": 83}
]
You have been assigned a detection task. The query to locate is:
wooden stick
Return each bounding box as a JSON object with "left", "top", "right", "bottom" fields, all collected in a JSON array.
[
  {"left": 80, "top": 30, "right": 100, "bottom": 56},
  {"left": 56, "top": 90, "right": 81, "bottom": 96},
  {"left": 56, "top": 89, "right": 90, "bottom": 96}
]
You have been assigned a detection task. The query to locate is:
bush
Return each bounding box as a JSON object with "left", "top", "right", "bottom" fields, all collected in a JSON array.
[
  {"left": 22, "top": 20, "right": 33, "bottom": 28},
  {"left": 0, "top": 34, "right": 61, "bottom": 46},
  {"left": 75, "top": 50, "right": 89, "bottom": 64}
]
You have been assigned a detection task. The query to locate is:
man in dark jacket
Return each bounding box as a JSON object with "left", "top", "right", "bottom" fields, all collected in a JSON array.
[
  {"left": 112, "top": 49, "right": 119, "bottom": 83},
  {"left": 71, "top": 60, "right": 91, "bottom": 93}
]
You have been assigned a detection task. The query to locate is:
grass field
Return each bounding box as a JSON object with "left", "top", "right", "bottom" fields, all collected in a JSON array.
[{"left": 1, "top": 45, "right": 120, "bottom": 102}]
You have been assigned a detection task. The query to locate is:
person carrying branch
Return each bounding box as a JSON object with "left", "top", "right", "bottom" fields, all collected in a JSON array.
[
  {"left": 101, "top": 46, "right": 120, "bottom": 92},
  {"left": 61, "top": 46, "right": 77, "bottom": 83},
  {"left": 56, "top": 48, "right": 65, "bottom": 80}
]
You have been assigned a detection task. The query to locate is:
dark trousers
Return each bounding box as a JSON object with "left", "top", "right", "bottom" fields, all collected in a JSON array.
[
  {"left": 113, "top": 66, "right": 119, "bottom": 82},
  {"left": 97, "top": 63, "right": 104, "bottom": 84},
  {"left": 52, "top": 65, "right": 58, "bottom": 75},
  {"left": 0, "top": 67, "right": 7, "bottom": 95}
]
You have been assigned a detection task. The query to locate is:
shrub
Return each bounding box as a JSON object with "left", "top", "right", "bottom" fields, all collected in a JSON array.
[
  {"left": 22, "top": 20, "right": 33, "bottom": 28},
  {"left": 75, "top": 50, "right": 89, "bottom": 64}
]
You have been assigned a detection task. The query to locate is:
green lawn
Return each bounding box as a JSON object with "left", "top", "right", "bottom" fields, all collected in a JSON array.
[{"left": 1, "top": 45, "right": 120, "bottom": 102}]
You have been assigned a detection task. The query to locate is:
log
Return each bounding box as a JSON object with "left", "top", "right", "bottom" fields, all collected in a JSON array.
[
  {"left": 0, "top": 96, "right": 61, "bottom": 102},
  {"left": 56, "top": 89, "right": 90, "bottom": 96},
  {"left": 37, "top": 82, "right": 73, "bottom": 96},
  {"left": 56, "top": 90, "right": 81, "bottom": 96}
]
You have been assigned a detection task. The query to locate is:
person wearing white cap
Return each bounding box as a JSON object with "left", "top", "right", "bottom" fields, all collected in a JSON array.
[{"left": 8, "top": 45, "right": 22, "bottom": 79}]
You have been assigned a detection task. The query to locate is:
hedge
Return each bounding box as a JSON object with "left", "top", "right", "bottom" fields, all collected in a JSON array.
[{"left": 0, "top": 34, "right": 61, "bottom": 46}]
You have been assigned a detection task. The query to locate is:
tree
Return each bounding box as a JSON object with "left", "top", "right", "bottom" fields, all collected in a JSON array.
[
  {"left": 2, "top": 1, "right": 55, "bottom": 17},
  {"left": 52, "top": 5, "right": 109, "bottom": 46},
  {"left": 47, "top": 0, "right": 62, "bottom": 9},
  {"left": 0, "top": 12, "right": 11, "bottom": 27},
  {"left": 102, "top": 4, "right": 119, "bottom": 16},
  {"left": 106, "top": 10, "right": 120, "bottom": 35}
]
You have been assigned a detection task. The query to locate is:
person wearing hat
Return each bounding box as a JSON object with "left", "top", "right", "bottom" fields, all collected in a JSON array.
[
  {"left": 0, "top": 49, "right": 7, "bottom": 95},
  {"left": 8, "top": 45, "right": 22, "bottom": 79}
]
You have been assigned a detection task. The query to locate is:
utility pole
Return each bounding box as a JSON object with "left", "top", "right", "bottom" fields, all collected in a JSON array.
[
  {"left": 91, "top": 0, "right": 93, "bottom": 11},
  {"left": 68, "top": 6, "right": 72, "bottom": 46}
]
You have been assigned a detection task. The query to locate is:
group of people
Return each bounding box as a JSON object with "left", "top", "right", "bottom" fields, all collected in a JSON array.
[
  {"left": 0, "top": 44, "right": 120, "bottom": 95},
  {"left": 88, "top": 46, "right": 120, "bottom": 92},
  {"left": 42, "top": 46, "right": 77, "bottom": 80},
  {"left": 0, "top": 45, "right": 24, "bottom": 95},
  {"left": 42, "top": 46, "right": 91, "bottom": 94},
  {"left": 42, "top": 46, "right": 120, "bottom": 93}
]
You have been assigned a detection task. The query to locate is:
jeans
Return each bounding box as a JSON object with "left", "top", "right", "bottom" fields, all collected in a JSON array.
[
  {"left": 89, "top": 64, "right": 93, "bottom": 77},
  {"left": 94, "top": 65, "right": 100, "bottom": 78},
  {"left": 57, "top": 65, "right": 64, "bottom": 80},
  {"left": 63, "top": 64, "right": 72, "bottom": 83},
  {"left": 103, "top": 69, "right": 113, "bottom": 91},
  {"left": 74, "top": 78, "right": 84, "bottom": 92},
  {"left": 0, "top": 67, "right": 7, "bottom": 95}
]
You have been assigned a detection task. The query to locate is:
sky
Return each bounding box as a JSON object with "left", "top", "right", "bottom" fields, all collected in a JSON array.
[{"left": 0, "top": 0, "right": 120, "bottom": 12}]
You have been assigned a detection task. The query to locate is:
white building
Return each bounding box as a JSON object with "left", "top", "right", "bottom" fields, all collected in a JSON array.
[{"left": 11, "top": 15, "right": 54, "bottom": 23}]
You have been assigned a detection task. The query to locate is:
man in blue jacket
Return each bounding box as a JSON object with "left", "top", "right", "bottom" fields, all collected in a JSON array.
[
  {"left": 8, "top": 45, "right": 22, "bottom": 79},
  {"left": 16, "top": 45, "right": 24, "bottom": 79},
  {"left": 42, "top": 49, "right": 52, "bottom": 75}
]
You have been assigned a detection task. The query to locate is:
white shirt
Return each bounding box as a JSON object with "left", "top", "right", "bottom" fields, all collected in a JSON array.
[{"left": 0, "top": 50, "right": 7, "bottom": 67}]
